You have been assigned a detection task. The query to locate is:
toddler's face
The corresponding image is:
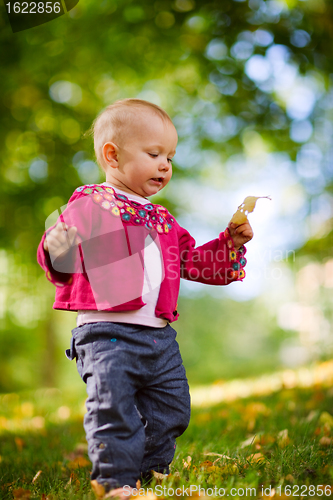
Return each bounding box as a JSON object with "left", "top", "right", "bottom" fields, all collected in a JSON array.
[{"left": 103, "top": 112, "right": 178, "bottom": 198}]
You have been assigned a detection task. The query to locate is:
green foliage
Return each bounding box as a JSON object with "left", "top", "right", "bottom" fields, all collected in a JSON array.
[{"left": 177, "top": 295, "right": 288, "bottom": 385}]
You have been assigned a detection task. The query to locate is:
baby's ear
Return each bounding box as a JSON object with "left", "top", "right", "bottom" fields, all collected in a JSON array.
[{"left": 102, "top": 142, "right": 118, "bottom": 166}]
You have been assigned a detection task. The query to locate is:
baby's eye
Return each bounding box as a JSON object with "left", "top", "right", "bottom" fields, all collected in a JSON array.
[
  {"left": 148, "top": 153, "right": 158, "bottom": 158},
  {"left": 167, "top": 158, "right": 173, "bottom": 163}
]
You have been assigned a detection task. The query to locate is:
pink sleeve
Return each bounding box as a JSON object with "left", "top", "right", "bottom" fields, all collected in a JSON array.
[
  {"left": 177, "top": 225, "right": 247, "bottom": 285},
  {"left": 37, "top": 189, "right": 93, "bottom": 286}
]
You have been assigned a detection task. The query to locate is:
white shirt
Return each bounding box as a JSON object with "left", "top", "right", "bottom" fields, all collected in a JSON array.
[{"left": 76, "top": 182, "right": 168, "bottom": 328}]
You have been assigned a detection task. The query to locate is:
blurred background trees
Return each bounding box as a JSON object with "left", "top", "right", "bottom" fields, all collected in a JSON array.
[{"left": 0, "top": 0, "right": 332, "bottom": 392}]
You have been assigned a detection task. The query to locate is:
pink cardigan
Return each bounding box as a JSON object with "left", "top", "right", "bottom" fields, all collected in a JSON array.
[{"left": 37, "top": 184, "right": 247, "bottom": 323}]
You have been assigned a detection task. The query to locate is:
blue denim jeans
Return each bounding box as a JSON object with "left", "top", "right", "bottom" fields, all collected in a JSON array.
[{"left": 66, "top": 322, "right": 191, "bottom": 491}]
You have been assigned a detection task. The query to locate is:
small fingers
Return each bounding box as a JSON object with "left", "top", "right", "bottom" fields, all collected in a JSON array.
[
  {"left": 55, "top": 222, "right": 69, "bottom": 232},
  {"left": 235, "top": 223, "right": 252, "bottom": 234},
  {"left": 67, "top": 226, "right": 78, "bottom": 246}
]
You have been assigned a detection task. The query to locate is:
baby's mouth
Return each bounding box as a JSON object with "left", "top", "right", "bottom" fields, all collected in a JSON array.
[{"left": 151, "top": 177, "right": 163, "bottom": 182}]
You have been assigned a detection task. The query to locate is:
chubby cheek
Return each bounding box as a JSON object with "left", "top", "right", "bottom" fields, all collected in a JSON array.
[{"left": 166, "top": 170, "right": 172, "bottom": 183}]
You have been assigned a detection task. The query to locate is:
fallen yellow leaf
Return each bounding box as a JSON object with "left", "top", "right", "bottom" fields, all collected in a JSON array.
[
  {"left": 203, "top": 452, "right": 233, "bottom": 460},
  {"left": 132, "top": 494, "right": 157, "bottom": 500},
  {"left": 277, "top": 429, "right": 290, "bottom": 448},
  {"left": 67, "top": 456, "right": 90, "bottom": 469},
  {"left": 15, "top": 437, "right": 25, "bottom": 452},
  {"left": 32, "top": 470, "right": 42, "bottom": 484},
  {"left": 259, "top": 434, "right": 275, "bottom": 446},
  {"left": 150, "top": 470, "right": 171, "bottom": 483},
  {"left": 220, "top": 463, "right": 239, "bottom": 475},
  {"left": 13, "top": 488, "right": 31, "bottom": 500},
  {"left": 247, "top": 452, "right": 265, "bottom": 464},
  {"left": 199, "top": 460, "right": 214, "bottom": 470},
  {"left": 231, "top": 196, "right": 271, "bottom": 225},
  {"left": 319, "top": 436, "right": 333, "bottom": 446},
  {"left": 319, "top": 411, "right": 333, "bottom": 427},
  {"left": 65, "top": 471, "right": 81, "bottom": 489},
  {"left": 91, "top": 479, "right": 106, "bottom": 499},
  {"left": 240, "top": 434, "right": 261, "bottom": 448},
  {"left": 244, "top": 402, "right": 271, "bottom": 418},
  {"left": 247, "top": 418, "right": 256, "bottom": 432}
]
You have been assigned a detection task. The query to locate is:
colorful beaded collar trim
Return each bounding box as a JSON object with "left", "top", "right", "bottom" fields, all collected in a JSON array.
[{"left": 76, "top": 184, "right": 175, "bottom": 234}]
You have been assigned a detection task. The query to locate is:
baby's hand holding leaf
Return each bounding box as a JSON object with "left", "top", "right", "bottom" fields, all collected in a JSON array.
[{"left": 231, "top": 196, "right": 271, "bottom": 225}]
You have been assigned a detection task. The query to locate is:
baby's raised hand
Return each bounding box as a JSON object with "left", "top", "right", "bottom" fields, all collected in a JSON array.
[
  {"left": 228, "top": 221, "right": 253, "bottom": 250},
  {"left": 43, "top": 222, "right": 78, "bottom": 262}
]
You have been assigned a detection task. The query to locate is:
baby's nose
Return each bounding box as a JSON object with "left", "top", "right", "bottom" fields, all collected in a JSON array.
[{"left": 160, "top": 158, "right": 170, "bottom": 169}]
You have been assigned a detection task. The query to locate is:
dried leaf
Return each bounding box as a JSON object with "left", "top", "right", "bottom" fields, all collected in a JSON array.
[
  {"left": 220, "top": 463, "right": 239, "bottom": 475},
  {"left": 151, "top": 470, "right": 170, "bottom": 483},
  {"left": 32, "top": 470, "right": 42, "bottom": 484},
  {"left": 323, "top": 422, "right": 331, "bottom": 436},
  {"left": 182, "top": 455, "right": 192, "bottom": 469},
  {"left": 135, "top": 494, "right": 157, "bottom": 500},
  {"left": 203, "top": 452, "right": 230, "bottom": 459},
  {"left": 65, "top": 471, "right": 81, "bottom": 489},
  {"left": 15, "top": 437, "right": 25, "bottom": 452},
  {"left": 67, "top": 456, "right": 90, "bottom": 469},
  {"left": 13, "top": 488, "right": 31, "bottom": 499},
  {"left": 199, "top": 460, "right": 213, "bottom": 469},
  {"left": 240, "top": 434, "right": 260, "bottom": 448},
  {"left": 91, "top": 479, "right": 106, "bottom": 498},
  {"left": 244, "top": 402, "right": 271, "bottom": 418},
  {"left": 247, "top": 452, "right": 265, "bottom": 464},
  {"left": 247, "top": 418, "right": 256, "bottom": 432},
  {"left": 319, "top": 411, "right": 333, "bottom": 427},
  {"left": 277, "top": 429, "right": 290, "bottom": 448},
  {"left": 305, "top": 410, "right": 318, "bottom": 422},
  {"left": 319, "top": 436, "right": 333, "bottom": 446},
  {"left": 259, "top": 434, "right": 275, "bottom": 446},
  {"left": 75, "top": 442, "right": 88, "bottom": 454},
  {"left": 231, "top": 196, "right": 271, "bottom": 225}
]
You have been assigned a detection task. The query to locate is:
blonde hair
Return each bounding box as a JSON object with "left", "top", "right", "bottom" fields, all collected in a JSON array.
[{"left": 90, "top": 98, "right": 174, "bottom": 169}]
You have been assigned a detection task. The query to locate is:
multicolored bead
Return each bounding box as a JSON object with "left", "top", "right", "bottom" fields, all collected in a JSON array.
[
  {"left": 230, "top": 250, "right": 237, "bottom": 260},
  {"left": 81, "top": 184, "right": 175, "bottom": 234}
]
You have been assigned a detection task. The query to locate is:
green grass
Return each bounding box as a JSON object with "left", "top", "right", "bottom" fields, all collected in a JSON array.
[{"left": 1, "top": 372, "right": 333, "bottom": 499}]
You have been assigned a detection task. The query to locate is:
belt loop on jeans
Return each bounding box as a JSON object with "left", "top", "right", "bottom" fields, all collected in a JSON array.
[{"left": 65, "top": 335, "right": 77, "bottom": 361}]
